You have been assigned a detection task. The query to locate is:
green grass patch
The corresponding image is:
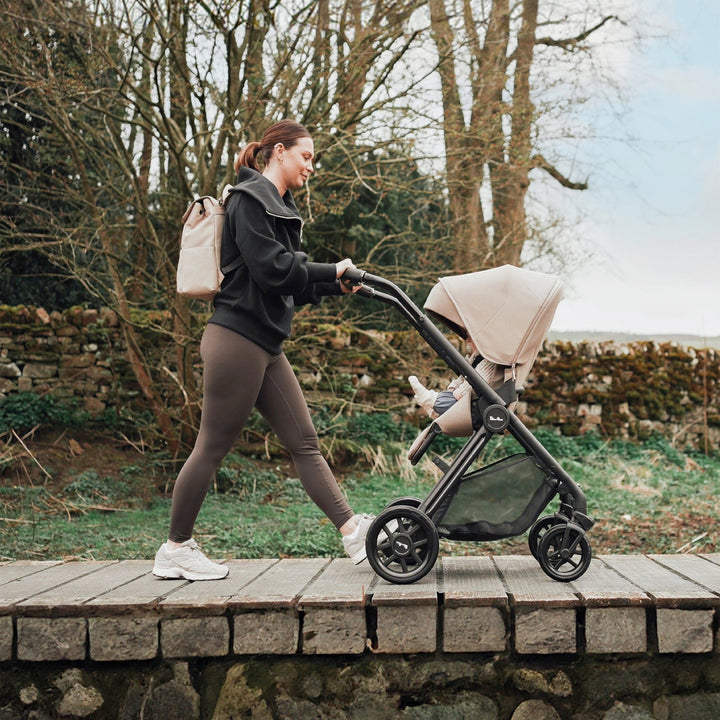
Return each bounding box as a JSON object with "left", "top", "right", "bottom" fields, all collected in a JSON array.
[{"left": 1, "top": 431, "right": 719, "bottom": 561}]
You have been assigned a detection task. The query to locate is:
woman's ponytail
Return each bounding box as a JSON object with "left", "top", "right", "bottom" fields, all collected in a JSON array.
[{"left": 235, "top": 141, "right": 262, "bottom": 173}]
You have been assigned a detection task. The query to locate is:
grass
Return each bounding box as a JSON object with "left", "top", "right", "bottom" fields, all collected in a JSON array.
[{"left": 1, "top": 430, "right": 719, "bottom": 562}]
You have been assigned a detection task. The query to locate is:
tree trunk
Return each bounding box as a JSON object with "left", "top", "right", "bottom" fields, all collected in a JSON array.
[{"left": 491, "top": 0, "right": 538, "bottom": 266}]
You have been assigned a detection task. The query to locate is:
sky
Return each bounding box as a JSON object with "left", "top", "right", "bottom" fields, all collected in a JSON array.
[{"left": 549, "top": 0, "right": 720, "bottom": 337}]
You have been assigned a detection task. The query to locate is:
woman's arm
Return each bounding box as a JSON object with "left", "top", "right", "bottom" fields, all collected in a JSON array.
[{"left": 227, "top": 195, "right": 336, "bottom": 295}]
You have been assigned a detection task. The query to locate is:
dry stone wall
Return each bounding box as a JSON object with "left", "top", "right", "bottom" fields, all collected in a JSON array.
[{"left": 0, "top": 305, "right": 718, "bottom": 451}]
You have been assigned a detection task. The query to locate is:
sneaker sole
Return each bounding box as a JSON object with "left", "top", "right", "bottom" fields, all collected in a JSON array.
[{"left": 152, "top": 563, "right": 229, "bottom": 581}]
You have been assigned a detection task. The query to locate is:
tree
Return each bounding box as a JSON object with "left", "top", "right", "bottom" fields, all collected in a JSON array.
[
  {"left": 0, "top": 0, "right": 427, "bottom": 450},
  {"left": 425, "top": 0, "right": 619, "bottom": 271}
]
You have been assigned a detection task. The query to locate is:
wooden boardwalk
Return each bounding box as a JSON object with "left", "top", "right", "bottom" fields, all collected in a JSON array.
[{"left": 2, "top": 554, "right": 720, "bottom": 661}]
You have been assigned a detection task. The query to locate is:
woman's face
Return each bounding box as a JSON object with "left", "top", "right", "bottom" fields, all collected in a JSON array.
[{"left": 278, "top": 137, "right": 315, "bottom": 190}]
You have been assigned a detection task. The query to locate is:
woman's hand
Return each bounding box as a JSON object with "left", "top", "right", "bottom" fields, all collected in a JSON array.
[
  {"left": 335, "top": 258, "right": 355, "bottom": 278},
  {"left": 335, "top": 258, "right": 361, "bottom": 294}
]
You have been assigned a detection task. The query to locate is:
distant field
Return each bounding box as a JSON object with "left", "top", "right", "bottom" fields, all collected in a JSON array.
[{"left": 549, "top": 331, "right": 720, "bottom": 350}]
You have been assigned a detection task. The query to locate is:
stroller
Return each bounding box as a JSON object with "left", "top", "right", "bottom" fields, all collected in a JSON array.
[{"left": 344, "top": 264, "right": 594, "bottom": 584}]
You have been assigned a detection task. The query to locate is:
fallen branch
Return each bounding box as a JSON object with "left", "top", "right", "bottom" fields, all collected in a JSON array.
[{"left": 11, "top": 429, "right": 53, "bottom": 480}]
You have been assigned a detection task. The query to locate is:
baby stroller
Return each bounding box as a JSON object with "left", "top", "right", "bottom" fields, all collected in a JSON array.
[{"left": 343, "top": 265, "right": 594, "bottom": 584}]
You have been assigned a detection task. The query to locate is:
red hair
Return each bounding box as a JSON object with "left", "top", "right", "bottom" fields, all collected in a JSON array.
[{"left": 235, "top": 120, "right": 311, "bottom": 173}]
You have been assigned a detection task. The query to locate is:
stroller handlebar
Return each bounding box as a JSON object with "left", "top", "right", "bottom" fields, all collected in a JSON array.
[
  {"left": 342, "top": 268, "right": 425, "bottom": 322},
  {"left": 341, "top": 267, "right": 366, "bottom": 284},
  {"left": 342, "top": 268, "right": 406, "bottom": 299}
]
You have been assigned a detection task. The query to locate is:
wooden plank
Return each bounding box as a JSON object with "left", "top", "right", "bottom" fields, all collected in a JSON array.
[
  {"left": 163, "top": 559, "right": 278, "bottom": 613},
  {"left": 17, "top": 561, "right": 149, "bottom": 615},
  {"left": 700, "top": 553, "right": 720, "bottom": 567},
  {"left": 87, "top": 562, "right": 186, "bottom": 610},
  {"left": 601, "top": 555, "right": 717, "bottom": 607},
  {"left": 372, "top": 565, "right": 438, "bottom": 607},
  {"left": 229, "top": 558, "right": 328, "bottom": 609},
  {"left": 492, "top": 555, "right": 579, "bottom": 607},
  {"left": 297, "top": 558, "right": 375, "bottom": 608},
  {"left": 572, "top": 557, "right": 650, "bottom": 607},
  {"left": 441, "top": 556, "right": 508, "bottom": 608},
  {"left": 0, "top": 562, "right": 113, "bottom": 612},
  {"left": 649, "top": 554, "right": 720, "bottom": 596},
  {"left": 0, "top": 561, "right": 62, "bottom": 588}
]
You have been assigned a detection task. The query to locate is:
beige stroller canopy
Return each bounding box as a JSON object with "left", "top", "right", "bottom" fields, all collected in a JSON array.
[
  {"left": 424, "top": 264, "right": 563, "bottom": 382},
  {"left": 413, "top": 265, "right": 563, "bottom": 441}
]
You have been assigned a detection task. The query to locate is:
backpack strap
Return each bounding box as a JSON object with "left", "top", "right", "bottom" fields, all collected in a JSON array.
[
  {"left": 220, "top": 184, "right": 235, "bottom": 204},
  {"left": 219, "top": 184, "right": 244, "bottom": 276}
]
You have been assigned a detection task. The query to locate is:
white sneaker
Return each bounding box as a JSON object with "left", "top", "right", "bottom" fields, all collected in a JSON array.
[
  {"left": 153, "top": 539, "right": 229, "bottom": 580},
  {"left": 342, "top": 514, "right": 375, "bottom": 564}
]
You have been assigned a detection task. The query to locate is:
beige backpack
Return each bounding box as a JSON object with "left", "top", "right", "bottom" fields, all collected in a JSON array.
[{"left": 177, "top": 185, "right": 242, "bottom": 301}]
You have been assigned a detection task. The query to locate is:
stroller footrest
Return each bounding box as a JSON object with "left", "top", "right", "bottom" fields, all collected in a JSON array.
[{"left": 407, "top": 423, "right": 442, "bottom": 466}]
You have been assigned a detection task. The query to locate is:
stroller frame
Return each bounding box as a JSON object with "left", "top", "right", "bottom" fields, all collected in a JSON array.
[{"left": 345, "top": 269, "right": 594, "bottom": 584}]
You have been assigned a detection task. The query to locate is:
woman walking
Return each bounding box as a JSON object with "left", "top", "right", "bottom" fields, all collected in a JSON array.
[{"left": 153, "top": 120, "right": 372, "bottom": 580}]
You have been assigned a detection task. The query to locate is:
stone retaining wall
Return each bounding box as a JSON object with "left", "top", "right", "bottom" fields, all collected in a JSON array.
[
  {"left": 4, "top": 654, "right": 720, "bottom": 720},
  {"left": 3, "top": 555, "right": 720, "bottom": 719},
  {"left": 0, "top": 305, "right": 718, "bottom": 451}
]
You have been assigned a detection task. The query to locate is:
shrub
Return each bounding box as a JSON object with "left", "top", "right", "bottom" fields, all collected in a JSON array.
[
  {"left": 342, "top": 413, "right": 415, "bottom": 445},
  {"left": 0, "top": 393, "right": 88, "bottom": 434}
]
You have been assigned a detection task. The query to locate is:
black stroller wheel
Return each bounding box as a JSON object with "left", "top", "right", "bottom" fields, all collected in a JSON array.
[
  {"left": 383, "top": 496, "right": 422, "bottom": 510},
  {"left": 537, "top": 524, "right": 592, "bottom": 582},
  {"left": 528, "top": 516, "right": 562, "bottom": 559},
  {"left": 366, "top": 506, "right": 439, "bottom": 585}
]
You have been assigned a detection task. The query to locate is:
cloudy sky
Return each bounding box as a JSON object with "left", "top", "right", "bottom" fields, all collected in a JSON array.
[{"left": 550, "top": 0, "right": 720, "bottom": 337}]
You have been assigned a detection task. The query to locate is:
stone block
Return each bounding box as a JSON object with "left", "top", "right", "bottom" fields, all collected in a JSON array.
[
  {"left": 161, "top": 617, "right": 230, "bottom": 658},
  {"left": 444, "top": 606, "right": 506, "bottom": 653},
  {"left": 0, "top": 362, "right": 20, "bottom": 378},
  {"left": 89, "top": 617, "right": 158, "bottom": 661},
  {"left": 656, "top": 608, "right": 714, "bottom": 654},
  {"left": 302, "top": 607, "right": 366, "bottom": 655},
  {"left": 234, "top": 610, "right": 298, "bottom": 655},
  {"left": 375, "top": 606, "right": 436, "bottom": 654},
  {"left": 17, "top": 617, "right": 87, "bottom": 661},
  {"left": 61, "top": 353, "right": 95, "bottom": 368},
  {"left": 585, "top": 607, "right": 646, "bottom": 654},
  {"left": 0, "top": 616, "right": 13, "bottom": 661},
  {"left": 22, "top": 363, "right": 57, "bottom": 379},
  {"left": 515, "top": 608, "right": 576, "bottom": 654}
]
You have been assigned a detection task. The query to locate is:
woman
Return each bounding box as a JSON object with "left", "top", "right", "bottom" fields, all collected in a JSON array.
[{"left": 153, "top": 120, "right": 372, "bottom": 580}]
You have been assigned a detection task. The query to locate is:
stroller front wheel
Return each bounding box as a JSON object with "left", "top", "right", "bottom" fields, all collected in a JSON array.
[
  {"left": 536, "top": 523, "right": 592, "bottom": 582},
  {"left": 366, "top": 506, "right": 439, "bottom": 585}
]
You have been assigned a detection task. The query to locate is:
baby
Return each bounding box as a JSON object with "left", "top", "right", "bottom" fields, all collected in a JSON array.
[{"left": 409, "top": 338, "right": 498, "bottom": 419}]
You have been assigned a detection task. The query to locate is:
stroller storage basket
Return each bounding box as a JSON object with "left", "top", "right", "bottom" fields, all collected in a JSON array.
[{"left": 436, "top": 454, "right": 556, "bottom": 541}]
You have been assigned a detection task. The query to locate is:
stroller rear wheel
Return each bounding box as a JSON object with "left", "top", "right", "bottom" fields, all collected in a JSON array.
[
  {"left": 528, "top": 516, "right": 562, "bottom": 559},
  {"left": 536, "top": 523, "right": 592, "bottom": 582},
  {"left": 366, "top": 506, "right": 439, "bottom": 584}
]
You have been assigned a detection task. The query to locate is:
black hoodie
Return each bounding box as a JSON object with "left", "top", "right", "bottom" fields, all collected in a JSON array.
[{"left": 210, "top": 167, "right": 341, "bottom": 354}]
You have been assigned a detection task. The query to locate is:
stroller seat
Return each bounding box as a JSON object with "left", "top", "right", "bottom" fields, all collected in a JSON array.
[
  {"left": 407, "top": 265, "right": 562, "bottom": 465},
  {"left": 407, "top": 363, "right": 507, "bottom": 464}
]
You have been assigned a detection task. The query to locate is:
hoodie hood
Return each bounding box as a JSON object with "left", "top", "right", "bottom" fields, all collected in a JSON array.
[{"left": 233, "top": 166, "right": 302, "bottom": 222}]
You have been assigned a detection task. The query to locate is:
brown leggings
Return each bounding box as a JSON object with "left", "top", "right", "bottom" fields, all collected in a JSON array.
[{"left": 168, "top": 323, "right": 354, "bottom": 542}]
